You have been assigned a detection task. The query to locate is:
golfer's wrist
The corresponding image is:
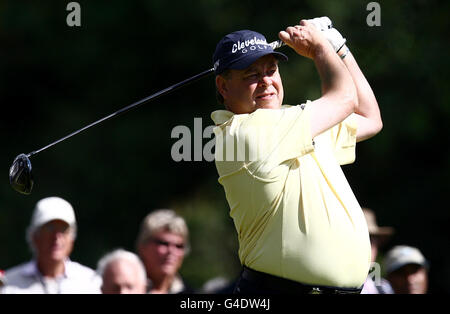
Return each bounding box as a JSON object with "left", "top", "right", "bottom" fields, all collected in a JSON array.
[
  {"left": 337, "top": 44, "right": 350, "bottom": 59},
  {"left": 312, "top": 41, "right": 335, "bottom": 60}
]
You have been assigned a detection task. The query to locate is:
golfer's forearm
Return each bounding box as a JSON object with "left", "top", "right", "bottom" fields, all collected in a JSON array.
[
  {"left": 343, "top": 52, "right": 378, "bottom": 116},
  {"left": 342, "top": 50, "right": 383, "bottom": 141},
  {"left": 314, "top": 45, "right": 357, "bottom": 113},
  {"left": 307, "top": 45, "right": 358, "bottom": 138}
]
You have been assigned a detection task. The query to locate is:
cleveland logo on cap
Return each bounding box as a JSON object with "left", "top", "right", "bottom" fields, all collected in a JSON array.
[
  {"left": 213, "top": 30, "right": 288, "bottom": 75},
  {"left": 231, "top": 37, "right": 270, "bottom": 54}
]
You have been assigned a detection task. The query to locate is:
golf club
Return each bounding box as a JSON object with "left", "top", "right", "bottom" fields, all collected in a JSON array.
[{"left": 9, "top": 39, "right": 286, "bottom": 195}]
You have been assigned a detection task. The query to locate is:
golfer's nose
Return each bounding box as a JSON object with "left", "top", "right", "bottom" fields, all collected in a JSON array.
[{"left": 259, "top": 75, "right": 272, "bottom": 87}]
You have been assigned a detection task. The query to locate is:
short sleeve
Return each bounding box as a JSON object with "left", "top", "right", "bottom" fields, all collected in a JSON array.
[{"left": 330, "top": 113, "right": 358, "bottom": 165}]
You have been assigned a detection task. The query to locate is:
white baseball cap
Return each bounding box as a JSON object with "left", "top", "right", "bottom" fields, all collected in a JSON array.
[
  {"left": 29, "top": 196, "right": 77, "bottom": 232},
  {"left": 25, "top": 197, "right": 77, "bottom": 254},
  {"left": 384, "top": 245, "right": 428, "bottom": 275}
]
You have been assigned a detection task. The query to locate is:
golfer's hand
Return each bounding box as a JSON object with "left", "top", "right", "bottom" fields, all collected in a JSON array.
[
  {"left": 307, "top": 16, "right": 332, "bottom": 31},
  {"left": 322, "top": 28, "right": 347, "bottom": 53},
  {"left": 307, "top": 16, "right": 347, "bottom": 53},
  {"left": 278, "top": 20, "right": 331, "bottom": 60}
]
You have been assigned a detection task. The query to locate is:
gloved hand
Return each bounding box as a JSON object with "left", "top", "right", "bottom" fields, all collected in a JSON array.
[
  {"left": 307, "top": 16, "right": 347, "bottom": 53},
  {"left": 323, "top": 28, "right": 347, "bottom": 53},
  {"left": 307, "top": 16, "right": 332, "bottom": 31}
]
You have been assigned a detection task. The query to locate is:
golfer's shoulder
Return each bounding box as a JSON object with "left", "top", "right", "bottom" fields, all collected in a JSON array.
[
  {"left": 282, "top": 102, "right": 310, "bottom": 112},
  {"left": 262, "top": 104, "right": 307, "bottom": 114},
  {"left": 251, "top": 104, "right": 307, "bottom": 121}
]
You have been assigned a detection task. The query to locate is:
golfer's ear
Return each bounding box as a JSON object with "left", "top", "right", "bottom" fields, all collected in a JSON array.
[{"left": 216, "top": 75, "right": 228, "bottom": 99}]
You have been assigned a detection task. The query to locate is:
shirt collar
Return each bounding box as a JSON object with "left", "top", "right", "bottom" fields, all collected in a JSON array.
[
  {"left": 211, "top": 105, "right": 293, "bottom": 125},
  {"left": 211, "top": 110, "right": 234, "bottom": 126}
]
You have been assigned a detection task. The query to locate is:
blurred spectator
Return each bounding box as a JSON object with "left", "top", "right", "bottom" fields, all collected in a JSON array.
[
  {"left": 361, "top": 208, "right": 395, "bottom": 294},
  {"left": 384, "top": 245, "right": 429, "bottom": 294},
  {"left": 136, "top": 209, "right": 194, "bottom": 294},
  {"left": 0, "top": 270, "right": 5, "bottom": 288},
  {"left": 0, "top": 197, "right": 101, "bottom": 294},
  {"left": 201, "top": 276, "right": 237, "bottom": 294},
  {"left": 97, "top": 248, "right": 147, "bottom": 294}
]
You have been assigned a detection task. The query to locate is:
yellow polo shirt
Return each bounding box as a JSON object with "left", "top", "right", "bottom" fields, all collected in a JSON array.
[{"left": 211, "top": 102, "right": 371, "bottom": 288}]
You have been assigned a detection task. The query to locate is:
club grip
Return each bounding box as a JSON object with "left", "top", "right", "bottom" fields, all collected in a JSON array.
[{"left": 269, "top": 40, "right": 286, "bottom": 50}]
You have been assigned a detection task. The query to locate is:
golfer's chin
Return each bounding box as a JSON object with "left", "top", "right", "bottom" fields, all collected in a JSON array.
[{"left": 254, "top": 98, "right": 282, "bottom": 110}]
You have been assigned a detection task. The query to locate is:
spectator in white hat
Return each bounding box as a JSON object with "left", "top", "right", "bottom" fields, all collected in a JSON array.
[
  {"left": 384, "top": 245, "right": 429, "bottom": 294},
  {"left": 0, "top": 197, "right": 101, "bottom": 294}
]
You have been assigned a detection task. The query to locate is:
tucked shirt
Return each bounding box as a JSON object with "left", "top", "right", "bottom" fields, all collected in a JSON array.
[
  {"left": 0, "top": 259, "right": 101, "bottom": 294},
  {"left": 211, "top": 102, "right": 371, "bottom": 288}
]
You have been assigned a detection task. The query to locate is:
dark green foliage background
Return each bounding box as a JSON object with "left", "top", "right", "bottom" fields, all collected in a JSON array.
[{"left": 1, "top": 0, "right": 448, "bottom": 292}]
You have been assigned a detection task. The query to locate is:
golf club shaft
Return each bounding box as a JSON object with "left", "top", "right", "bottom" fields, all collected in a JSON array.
[
  {"left": 27, "top": 68, "right": 215, "bottom": 157},
  {"left": 27, "top": 39, "right": 286, "bottom": 158}
]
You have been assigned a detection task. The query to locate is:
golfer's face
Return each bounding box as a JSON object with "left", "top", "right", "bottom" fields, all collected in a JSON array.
[
  {"left": 34, "top": 220, "right": 74, "bottom": 262},
  {"left": 221, "top": 55, "right": 284, "bottom": 114}
]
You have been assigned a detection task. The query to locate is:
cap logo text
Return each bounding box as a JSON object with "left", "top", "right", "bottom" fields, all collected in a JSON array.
[{"left": 232, "top": 37, "right": 269, "bottom": 54}]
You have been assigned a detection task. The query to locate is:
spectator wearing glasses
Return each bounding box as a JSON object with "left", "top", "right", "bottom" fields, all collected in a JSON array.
[
  {"left": 136, "top": 209, "right": 194, "bottom": 294},
  {"left": 0, "top": 197, "right": 101, "bottom": 294}
]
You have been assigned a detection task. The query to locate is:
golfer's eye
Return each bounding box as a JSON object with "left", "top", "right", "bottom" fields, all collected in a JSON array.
[
  {"left": 245, "top": 72, "right": 259, "bottom": 80},
  {"left": 267, "top": 66, "right": 277, "bottom": 76}
]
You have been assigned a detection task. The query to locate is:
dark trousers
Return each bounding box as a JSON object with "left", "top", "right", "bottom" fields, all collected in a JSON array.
[{"left": 234, "top": 266, "right": 362, "bottom": 294}]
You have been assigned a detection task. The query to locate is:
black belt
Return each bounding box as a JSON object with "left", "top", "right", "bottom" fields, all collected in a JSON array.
[{"left": 241, "top": 266, "right": 362, "bottom": 294}]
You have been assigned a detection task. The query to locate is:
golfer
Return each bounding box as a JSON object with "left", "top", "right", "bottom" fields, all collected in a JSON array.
[{"left": 211, "top": 18, "right": 382, "bottom": 294}]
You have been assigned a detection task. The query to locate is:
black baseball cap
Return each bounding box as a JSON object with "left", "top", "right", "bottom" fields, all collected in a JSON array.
[{"left": 213, "top": 30, "right": 288, "bottom": 75}]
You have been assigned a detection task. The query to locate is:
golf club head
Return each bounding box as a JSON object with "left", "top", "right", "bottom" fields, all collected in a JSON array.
[{"left": 9, "top": 153, "right": 33, "bottom": 195}]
